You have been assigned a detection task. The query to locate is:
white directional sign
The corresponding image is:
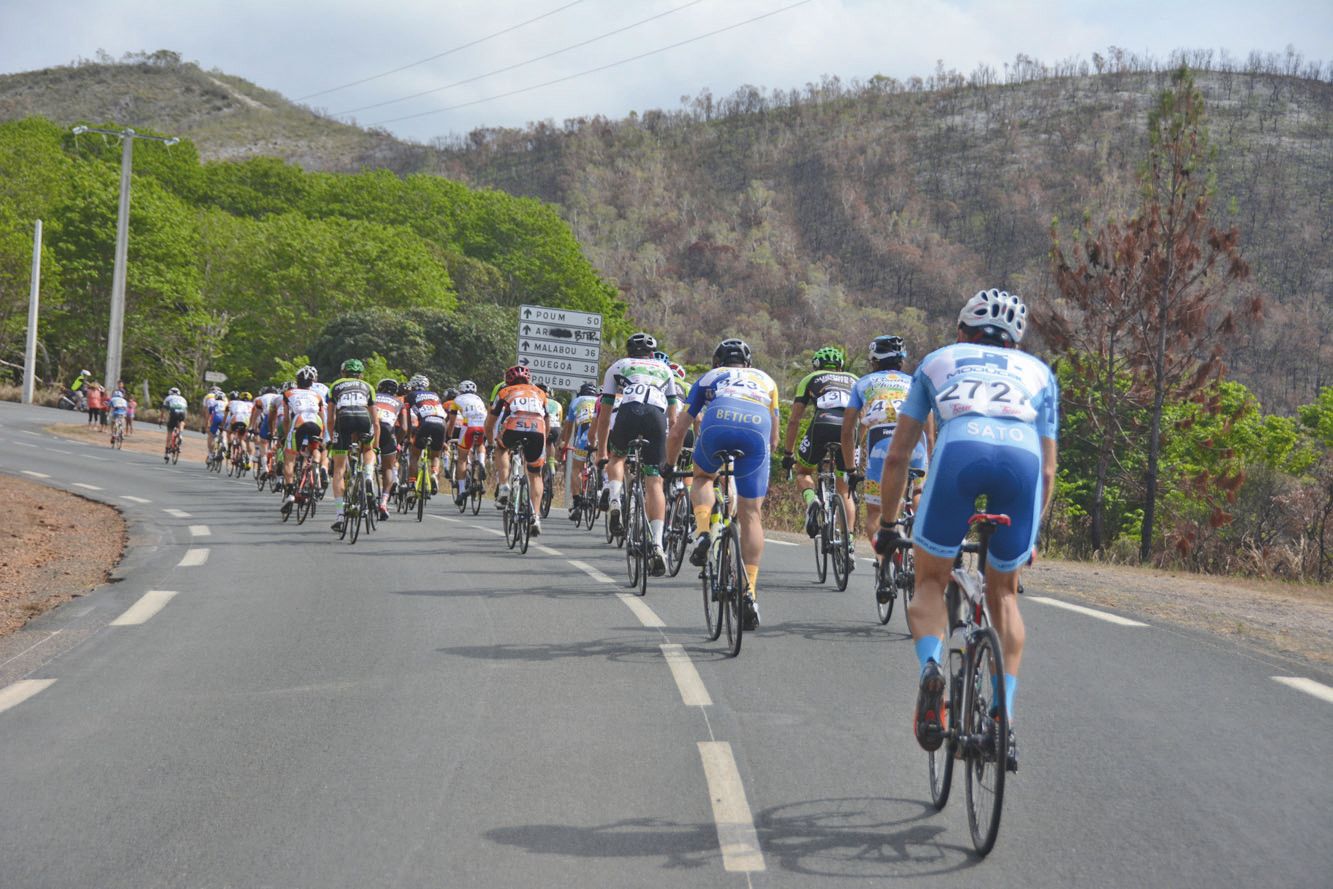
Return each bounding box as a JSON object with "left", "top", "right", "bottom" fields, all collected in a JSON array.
[
  {"left": 517, "top": 304, "right": 602, "bottom": 391},
  {"left": 203, "top": 370, "right": 227, "bottom": 383}
]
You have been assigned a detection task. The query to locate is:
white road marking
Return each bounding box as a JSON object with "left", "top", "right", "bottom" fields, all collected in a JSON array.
[
  {"left": 697, "top": 741, "right": 766, "bottom": 872},
  {"left": 164, "top": 509, "right": 192, "bottom": 518},
  {"left": 177, "top": 548, "right": 209, "bottom": 567},
  {"left": 110, "top": 590, "right": 178, "bottom": 626},
  {"left": 569, "top": 560, "right": 615, "bottom": 584},
  {"left": 84, "top": 455, "right": 108, "bottom": 461},
  {"left": 13, "top": 441, "right": 37, "bottom": 448},
  {"left": 0, "top": 630, "right": 62, "bottom": 670},
  {"left": 121, "top": 495, "right": 151, "bottom": 504},
  {"left": 50, "top": 449, "right": 71, "bottom": 455},
  {"left": 21, "top": 430, "right": 41, "bottom": 436},
  {"left": 469, "top": 524, "right": 505, "bottom": 537},
  {"left": 188, "top": 525, "right": 211, "bottom": 538},
  {"left": 661, "top": 644, "right": 712, "bottom": 706},
  {"left": 537, "top": 545, "right": 563, "bottom": 556},
  {"left": 1027, "top": 596, "right": 1148, "bottom": 627},
  {"left": 430, "top": 515, "right": 464, "bottom": 523},
  {"left": 72, "top": 483, "right": 101, "bottom": 490},
  {"left": 764, "top": 537, "right": 798, "bottom": 546},
  {"left": 0, "top": 679, "right": 57, "bottom": 715},
  {"left": 21, "top": 470, "right": 50, "bottom": 479},
  {"left": 1273, "top": 676, "right": 1333, "bottom": 704},
  {"left": 617, "top": 593, "right": 665, "bottom": 628}
]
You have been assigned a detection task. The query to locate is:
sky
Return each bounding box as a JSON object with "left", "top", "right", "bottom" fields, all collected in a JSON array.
[{"left": 1, "top": 0, "right": 1330, "bottom": 143}]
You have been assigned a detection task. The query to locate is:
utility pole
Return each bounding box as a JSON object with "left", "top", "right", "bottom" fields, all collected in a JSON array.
[
  {"left": 21, "top": 219, "right": 42, "bottom": 404},
  {"left": 70, "top": 126, "right": 179, "bottom": 390}
]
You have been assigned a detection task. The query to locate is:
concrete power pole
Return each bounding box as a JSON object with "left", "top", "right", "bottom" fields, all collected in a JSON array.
[
  {"left": 21, "top": 219, "right": 42, "bottom": 403},
  {"left": 70, "top": 126, "right": 179, "bottom": 391}
]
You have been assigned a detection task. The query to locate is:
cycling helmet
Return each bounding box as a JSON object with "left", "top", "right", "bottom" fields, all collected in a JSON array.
[
  {"left": 652, "top": 350, "right": 671, "bottom": 365},
  {"left": 869, "top": 335, "right": 906, "bottom": 363},
  {"left": 299, "top": 365, "right": 318, "bottom": 382},
  {"left": 228, "top": 390, "right": 239, "bottom": 399},
  {"left": 168, "top": 387, "right": 180, "bottom": 396},
  {"left": 626, "top": 332, "right": 657, "bottom": 358},
  {"left": 669, "top": 362, "right": 687, "bottom": 381},
  {"left": 812, "top": 346, "right": 845, "bottom": 370},
  {"left": 578, "top": 382, "right": 599, "bottom": 397},
  {"left": 80, "top": 369, "right": 91, "bottom": 377},
  {"left": 295, "top": 368, "right": 316, "bottom": 388},
  {"left": 396, "top": 382, "right": 409, "bottom": 396},
  {"left": 536, "top": 382, "right": 550, "bottom": 394},
  {"left": 376, "top": 378, "right": 398, "bottom": 394},
  {"left": 505, "top": 364, "right": 532, "bottom": 386},
  {"left": 458, "top": 380, "right": 477, "bottom": 395},
  {"left": 409, "top": 375, "right": 429, "bottom": 391},
  {"left": 260, "top": 385, "right": 276, "bottom": 396},
  {"left": 281, "top": 381, "right": 295, "bottom": 393},
  {"left": 959, "top": 288, "right": 1027, "bottom": 345},
  {"left": 443, "top": 387, "right": 459, "bottom": 401},
  {"left": 713, "top": 338, "right": 753, "bottom": 368},
  {"left": 341, "top": 358, "right": 364, "bottom": 375},
  {"left": 240, "top": 391, "right": 252, "bottom": 401}
]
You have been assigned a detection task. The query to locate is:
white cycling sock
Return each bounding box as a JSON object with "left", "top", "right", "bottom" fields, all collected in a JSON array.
[
  {"left": 607, "top": 480, "right": 623, "bottom": 503},
  {"left": 650, "top": 519, "right": 665, "bottom": 547}
]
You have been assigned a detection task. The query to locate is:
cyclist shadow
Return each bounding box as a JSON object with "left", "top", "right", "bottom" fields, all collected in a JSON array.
[
  {"left": 485, "top": 816, "right": 719, "bottom": 870},
  {"left": 393, "top": 584, "right": 619, "bottom": 601},
  {"left": 756, "top": 620, "right": 912, "bottom": 643},
  {"left": 436, "top": 635, "right": 666, "bottom": 664}
]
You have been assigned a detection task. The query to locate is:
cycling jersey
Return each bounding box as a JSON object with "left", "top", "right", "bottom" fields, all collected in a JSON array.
[
  {"left": 687, "top": 367, "right": 780, "bottom": 499},
  {"left": 849, "top": 369, "right": 928, "bottom": 505},
  {"left": 794, "top": 369, "right": 858, "bottom": 425},
  {"left": 405, "top": 389, "right": 448, "bottom": 426},
  {"left": 901, "top": 343, "right": 1059, "bottom": 573},
  {"left": 284, "top": 388, "right": 324, "bottom": 427},
  {"left": 330, "top": 378, "right": 373, "bottom": 417},
  {"left": 492, "top": 383, "right": 548, "bottom": 467},
  {"left": 226, "top": 400, "right": 253, "bottom": 425},
  {"left": 453, "top": 393, "right": 489, "bottom": 428},
  {"left": 600, "top": 357, "right": 680, "bottom": 415},
  {"left": 374, "top": 393, "right": 403, "bottom": 428},
  {"left": 162, "top": 394, "right": 188, "bottom": 413},
  {"left": 545, "top": 397, "right": 565, "bottom": 429},
  {"left": 568, "top": 395, "right": 597, "bottom": 456},
  {"left": 108, "top": 395, "right": 129, "bottom": 416}
]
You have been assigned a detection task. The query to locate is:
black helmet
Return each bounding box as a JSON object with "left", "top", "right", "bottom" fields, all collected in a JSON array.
[
  {"left": 578, "top": 382, "right": 599, "bottom": 397},
  {"left": 260, "top": 385, "right": 276, "bottom": 396},
  {"left": 712, "top": 338, "right": 752, "bottom": 368},
  {"left": 443, "top": 387, "right": 459, "bottom": 401},
  {"left": 377, "top": 378, "right": 399, "bottom": 394},
  {"left": 626, "top": 331, "right": 657, "bottom": 358}
]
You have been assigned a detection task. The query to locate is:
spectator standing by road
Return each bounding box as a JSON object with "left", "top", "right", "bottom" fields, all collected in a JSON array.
[{"left": 85, "top": 383, "right": 103, "bottom": 426}]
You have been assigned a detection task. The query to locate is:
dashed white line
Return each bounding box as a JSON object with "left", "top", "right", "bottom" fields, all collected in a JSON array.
[
  {"left": 188, "top": 525, "right": 211, "bottom": 538},
  {"left": 85, "top": 455, "right": 108, "bottom": 461},
  {"left": 13, "top": 441, "right": 37, "bottom": 448},
  {"left": 469, "top": 524, "right": 505, "bottom": 537},
  {"left": 1272, "top": 676, "right": 1333, "bottom": 704},
  {"left": 0, "top": 678, "right": 57, "bottom": 715},
  {"left": 429, "top": 515, "right": 464, "bottom": 523},
  {"left": 537, "top": 545, "right": 563, "bottom": 556},
  {"left": 164, "top": 509, "right": 192, "bottom": 518},
  {"left": 698, "top": 742, "right": 766, "bottom": 872},
  {"left": 177, "top": 548, "right": 210, "bottom": 567},
  {"left": 20, "top": 430, "right": 41, "bottom": 436},
  {"left": 50, "top": 449, "right": 71, "bottom": 455},
  {"left": 21, "top": 470, "right": 50, "bottom": 479},
  {"left": 661, "top": 644, "right": 712, "bottom": 706},
  {"left": 1026, "top": 596, "right": 1148, "bottom": 627},
  {"left": 121, "top": 495, "right": 151, "bottom": 504},
  {"left": 617, "top": 593, "right": 665, "bottom": 628},
  {"left": 72, "top": 483, "right": 102, "bottom": 491},
  {"left": 569, "top": 560, "right": 616, "bottom": 584},
  {"left": 110, "top": 590, "right": 178, "bottom": 626},
  {"left": 764, "top": 537, "right": 799, "bottom": 546}
]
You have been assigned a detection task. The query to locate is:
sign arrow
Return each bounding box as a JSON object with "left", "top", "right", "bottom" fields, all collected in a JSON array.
[
  {"left": 522, "top": 325, "right": 531, "bottom": 335},
  {"left": 520, "top": 357, "right": 530, "bottom": 366},
  {"left": 522, "top": 341, "right": 530, "bottom": 350},
  {"left": 523, "top": 309, "right": 532, "bottom": 319}
]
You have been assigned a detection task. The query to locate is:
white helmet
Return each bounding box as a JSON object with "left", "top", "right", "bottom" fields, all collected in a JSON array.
[
  {"left": 458, "top": 380, "right": 477, "bottom": 395},
  {"left": 958, "top": 288, "right": 1027, "bottom": 345}
]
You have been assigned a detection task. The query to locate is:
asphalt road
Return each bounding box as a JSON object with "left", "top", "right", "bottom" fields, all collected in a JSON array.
[{"left": 1, "top": 401, "right": 1330, "bottom": 888}]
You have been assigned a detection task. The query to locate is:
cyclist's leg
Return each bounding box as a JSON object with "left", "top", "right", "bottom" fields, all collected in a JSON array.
[{"left": 793, "top": 430, "right": 818, "bottom": 503}]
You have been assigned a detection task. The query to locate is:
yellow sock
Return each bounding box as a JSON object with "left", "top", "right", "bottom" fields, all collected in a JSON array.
[
  {"left": 745, "top": 564, "right": 760, "bottom": 597},
  {"left": 693, "top": 506, "right": 712, "bottom": 533}
]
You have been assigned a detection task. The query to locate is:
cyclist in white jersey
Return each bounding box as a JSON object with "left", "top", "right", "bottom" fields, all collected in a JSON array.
[
  {"left": 446, "top": 380, "right": 490, "bottom": 506},
  {"left": 875, "top": 289, "right": 1058, "bottom": 768},
  {"left": 307, "top": 368, "right": 332, "bottom": 487}
]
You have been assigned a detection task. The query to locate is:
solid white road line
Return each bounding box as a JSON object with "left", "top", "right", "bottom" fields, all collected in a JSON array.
[
  {"left": 121, "top": 495, "right": 151, "bottom": 504},
  {"left": 1026, "top": 596, "right": 1149, "bottom": 627},
  {"left": 617, "top": 593, "right": 666, "bottom": 629},
  {"left": 188, "top": 525, "right": 211, "bottom": 538},
  {"left": 661, "top": 644, "right": 712, "bottom": 706},
  {"left": 1272, "top": 676, "right": 1333, "bottom": 704},
  {"left": 72, "top": 483, "right": 101, "bottom": 491},
  {"left": 0, "top": 678, "right": 57, "bottom": 715},
  {"left": 164, "top": 509, "right": 192, "bottom": 518},
  {"left": 177, "top": 548, "right": 209, "bottom": 567},
  {"left": 537, "top": 545, "right": 563, "bottom": 556},
  {"left": 697, "top": 741, "right": 766, "bottom": 872},
  {"left": 21, "top": 470, "right": 50, "bottom": 479},
  {"left": 569, "top": 560, "right": 616, "bottom": 584},
  {"left": 110, "top": 590, "right": 178, "bottom": 626},
  {"left": 764, "top": 537, "right": 799, "bottom": 546}
]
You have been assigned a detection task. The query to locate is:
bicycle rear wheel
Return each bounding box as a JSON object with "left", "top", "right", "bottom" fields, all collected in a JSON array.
[
  {"left": 517, "top": 476, "right": 532, "bottom": 554},
  {"left": 720, "top": 526, "right": 745, "bottom": 657},
  {"left": 964, "top": 627, "right": 1007, "bottom": 856},
  {"left": 469, "top": 464, "right": 483, "bottom": 515},
  {"left": 702, "top": 550, "right": 723, "bottom": 641},
  {"left": 296, "top": 476, "right": 314, "bottom": 524},
  {"left": 624, "top": 486, "right": 643, "bottom": 588},
  {"left": 813, "top": 494, "right": 829, "bottom": 584},
  {"left": 927, "top": 658, "right": 957, "bottom": 811},
  {"left": 665, "top": 488, "right": 690, "bottom": 577},
  {"left": 875, "top": 555, "right": 897, "bottom": 625},
  {"left": 416, "top": 470, "right": 427, "bottom": 522},
  {"left": 540, "top": 465, "right": 554, "bottom": 519},
  {"left": 830, "top": 494, "right": 851, "bottom": 591}
]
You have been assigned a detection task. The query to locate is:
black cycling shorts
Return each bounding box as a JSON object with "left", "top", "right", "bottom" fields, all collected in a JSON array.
[
  {"left": 378, "top": 422, "right": 399, "bottom": 456},
  {"left": 501, "top": 428, "right": 546, "bottom": 469},
  {"left": 797, "top": 421, "right": 846, "bottom": 472},
  {"left": 331, "top": 413, "right": 373, "bottom": 454},
  {"left": 414, "top": 419, "right": 446, "bottom": 453},
  {"left": 228, "top": 421, "right": 249, "bottom": 436},
  {"left": 290, "top": 421, "right": 322, "bottom": 452},
  {"left": 608, "top": 401, "right": 668, "bottom": 472},
  {"left": 167, "top": 410, "right": 186, "bottom": 431}
]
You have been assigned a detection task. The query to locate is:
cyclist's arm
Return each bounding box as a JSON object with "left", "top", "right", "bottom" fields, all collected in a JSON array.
[
  {"left": 592, "top": 399, "right": 613, "bottom": 462},
  {"left": 924, "top": 413, "right": 937, "bottom": 456},
  {"left": 840, "top": 406, "right": 860, "bottom": 471},
  {"left": 1040, "top": 436, "right": 1057, "bottom": 522},
  {"left": 664, "top": 407, "right": 691, "bottom": 467},
  {"left": 782, "top": 402, "right": 805, "bottom": 454},
  {"left": 878, "top": 414, "right": 925, "bottom": 527}
]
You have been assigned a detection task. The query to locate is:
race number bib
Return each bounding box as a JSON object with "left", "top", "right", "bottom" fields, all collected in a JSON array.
[{"left": 622, "top": 381, "right": 667, "bottom": 410}]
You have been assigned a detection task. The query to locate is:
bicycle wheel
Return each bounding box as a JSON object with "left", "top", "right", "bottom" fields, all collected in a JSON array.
[
  {"left": 170, "top": 439, "right": 180, "bottom": 464},
  {"left": 927, "top": 656, "right": 957, "bottom": 811},
  {"left": 830, "top": 494, "right": 851, "bottom": 591},
  {"left": 813, "top": 496, "right": 829, "bottom": 584},
  {"left": 719, "top": 525, "right": 745, "bottom": 657},
  {"left": 665, "top": 488, "right": 690, "bottom": 577},
  {"left": 416, "top": 472, "right": 427, "bottom": 522},
  {"left": 702, "top": 545, "right": 723, "bottom": 641},
  {"left": 540, "top": 465, "right": 554, "bottom": 519},
  {"left": 256, "top": 461, "right": 267, "bottom": 491},
  {"left": 626, "top": 485, "right": 647, "bottom": 593},
  {"left": 613, "top": 489, "right": 628, "bottom": 549},
  {"left": 876, "top": 555, "right": 897, "bottom": 625},
  {"left": 296, "top": 475, "right": 314, "bottom": 525},
  {"left": 469, "top": 464, "right": 483, "bottom": 515},
  {"left": 347, "top": 478, "right": 363, "bottom": 544},
  {"left": 901, "top": 546, "right": 916, "bottom": 605},
  {"left": 517, "top": 476, "right": 532, "bottom": 554},
  {"left": 964, "top": 626, "right": 1008, "bottom": 856}
]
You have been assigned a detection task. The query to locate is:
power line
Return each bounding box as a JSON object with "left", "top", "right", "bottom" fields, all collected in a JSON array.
[
  {"left": 334, "top": 0, "right": 707, "bottom": 117},
  {"left": 372, "top": 0, "right": 812, "bottom": 126},
  {"left": 295, "top": 0, "right": 586, "bottom": 102}
]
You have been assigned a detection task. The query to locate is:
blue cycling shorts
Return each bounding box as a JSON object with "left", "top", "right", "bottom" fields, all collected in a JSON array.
[
  {"left": 209, "top": 415, "right": 225, "bottom": 435},
  {"left": 863, "top": 424, "right": 928, "bottom": 507},
  {"left": 572, "top": 424, "right": 591, "bottom": 457},
  {"left": 693, "top": 398, "right": 772, "bottom": 499},
  {"left": 914, "top": 418, "right": 1044, "bottom": 573},
  {"left": 258, "top": 418, "right": 271, "bottom": 441}
]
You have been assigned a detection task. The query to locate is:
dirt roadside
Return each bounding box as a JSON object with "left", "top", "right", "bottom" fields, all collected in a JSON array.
[
  {"left": 46, "top": 421, "right": 207, "bottom": 464},
  {"left": 0, "top": 474, "right": 125, "bottom": 637}
]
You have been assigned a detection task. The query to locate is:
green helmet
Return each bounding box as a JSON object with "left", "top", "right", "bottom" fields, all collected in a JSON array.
[
  {"left": 812, "top": 346, "right": 845, "bottom": 370},
  {"left": 341, "top": 358, "right": 364, "bottom": 375}
]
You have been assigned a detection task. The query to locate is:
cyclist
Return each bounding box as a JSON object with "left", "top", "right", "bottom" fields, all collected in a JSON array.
[
  {"left": 485, "top": 365, "right": 549, "bottom": 536},
  {"left": 306, "top": 367, "right": 332, "bottom": 488},
  {"left": 447, "top": 380, "right": 489, "bottom": 507},
  {"left": 107, "top": 388, "right": 130, "bottom": 442},
  {"left": 559, "top": 382, "right": 599, "bottom": 521},
  {"left": 875, "top": 289, "right": 1058, "bottom": 767},
  {"left": 204, "top": 387, "right": 228, "bottom": 462},
  {"left": 250, "top": 387, "right": 282, "bottom": 480},
  {"left": 594, "top": 333, "right": 680, "bottom": 574},
  {"left": 161, "top": 387, "right": 188, "bottom": 461},
  {"left": 664, "top": 338, "right": 779, "bottom": 629},
  {"left": 328, "top": 359, "right": 378, "bottom": 534},
  {"left": 404, "top": 375, "right": 449, "bottom": 497},
  {"left": 373, "top": 378, "right": 404, "bottom": 518},
  {"left": 224, "top": 391, "right": 254, "bottom": 469},
  {"left": 440, "top": 386, "right": 460, "bottom": 479},
  {"left": 842, "top": 335, "right": 933, "bottom": 564},
  {"left": 280, "top": 367, "right": 326, "bottom": 517},
  {"left": 782, "top": 347, "right": 858, "bottom": 549}
]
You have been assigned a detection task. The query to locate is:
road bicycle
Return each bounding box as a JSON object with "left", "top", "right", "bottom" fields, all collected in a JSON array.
[
  {"left": 501, "top": 451, "right": 532, "bottom": 554},
  {"left": 286, "top": 441, "right": 322, "bottom": 525},
  {"left": 413, "top": 451, "right": 433, "bottom": 523},
  {"left": 621, "top": 437, "right": 651, "bottom": 595},
  {"left": 926, "top": 513, "right": 1013, "bottom": 857},
  {"left": 698, "top": 450, "right": 752, "bottom": 657},
  {"left": 110, "top": 414, "right": 126, "bottom": 449},
  {"left": 540, "top": 451, "right": 555, "bottom": 520},
  {"left": 163, "top": 425, "right": 182, "bottom": 464},
  {"left": 207, "top": 436, "right": 226, "bottom": 473},
  {"left": 226, "top": 434, "right": 249, "bottom": 478},
  {"left": 338, "top": 440, "right": 376, "bottom": 543},
  {"left": 663, "top": 446, "right": 695, "bottom": 577},
  {"left": 810, "top": 442, "right": 853, "bottom": 590},
  {"left": 874, "top": 470, "right": 924, "bottom": 625},
  {"left": 574, "top": 457, "right": 603, "bottom": 532}
]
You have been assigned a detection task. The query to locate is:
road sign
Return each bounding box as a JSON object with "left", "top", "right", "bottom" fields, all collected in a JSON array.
[
  {"left": 204, "top": 370, "right": 227, "bottom": 383},
  {"left": 517, "top": 304, "right": 602, "bottom": 390}
]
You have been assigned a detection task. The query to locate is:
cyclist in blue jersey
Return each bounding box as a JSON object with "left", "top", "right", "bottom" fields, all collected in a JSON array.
[{"left": 875, "top": 289, "right": 1058, "bottom": 769}]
